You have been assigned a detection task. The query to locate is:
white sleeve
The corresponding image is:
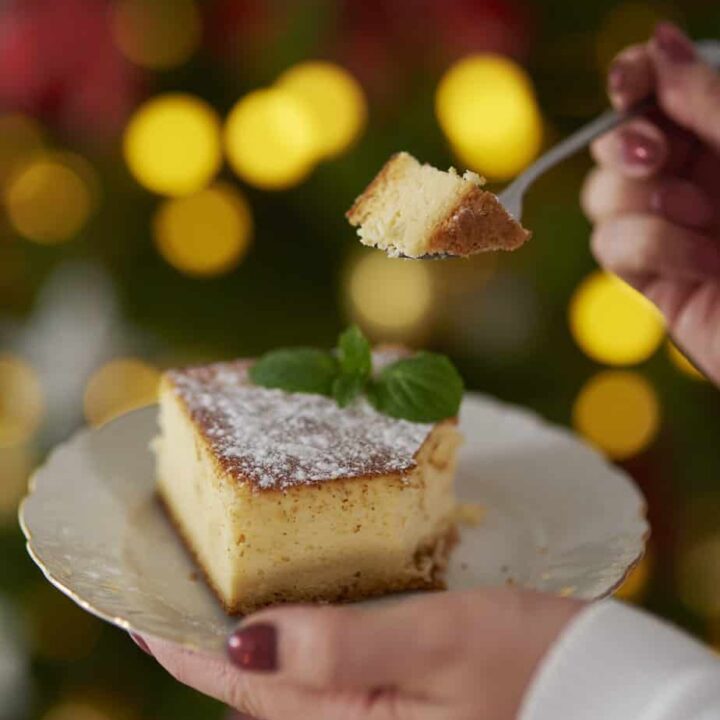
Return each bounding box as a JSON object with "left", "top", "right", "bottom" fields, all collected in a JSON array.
[{"left": 519, "top": 599, "right": 720, "bottom": 720}]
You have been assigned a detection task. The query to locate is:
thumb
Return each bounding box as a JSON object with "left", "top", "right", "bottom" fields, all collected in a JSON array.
[
  {"left": 227, "top": 599, "right": 460, "bottom": 692},
  {"left": 649, "top": 23, "right": 720, "bottom": 152}
]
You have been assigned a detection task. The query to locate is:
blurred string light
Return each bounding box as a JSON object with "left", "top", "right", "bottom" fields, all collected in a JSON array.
[
  {"left": 435, "top": 54, "right": 543, "bottom": 180},
  {"left": 41, "top": 702, "right": 113, "bottom": 720},
  {"left": 83, "top": 359, "right": 160, "bottom": 427},
  {"left": 124, "top": 94, "right": 222, "bottom": 196},
  {"left": 596, "top": 2, "right": 677, "bottom": 71},
  {"left": 573, "top": 370, "right": 660, "bottom": 460},
  {"left": 345, "top": 253, "right": 433, "bottom": 341},
  {"left": 112, "top": 0, "right": 201, "bottom": 70},
  {"left": 677, "top": 534, "right": 720, "bottom": 619},
  {"left": 153, "top": 182, "right": 252, "bottom": 276},
  {"left": 4, "top": 153, "right": 97, "bottom": 245},
  {"left": 225, "top": 88, "right": 317, "bottom": 190},
  {"left": 667, "top": 341, "right": 705, "bottom": 381},
  {"left": 614, "top": 549, "right": 653, "bottom": 603},
  {"left": 0, "top": 113, "right": 44, "bottom": 187},
  {"left": 0, "top": 355, "right": 44, "bottom": 447},
  {"left": 0, "top": 445, "right": 35, "bottom": 526},
  {"left": 570, "top": 271, "right": 665, "bottom": 366},
  {"left": 276, "top": 61, "right": 367, "bottom": 159}
]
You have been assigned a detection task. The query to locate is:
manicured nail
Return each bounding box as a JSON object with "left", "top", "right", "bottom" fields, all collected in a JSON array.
[
  {"left": 654, "top": 22, "right": 695, "bottom": 64},
  {"left": 130, "top": 633, "right": 153, "bottom": 656},
  {"left": 608, "top": 61, "right": 629, "bottom": 95},
  {"left": 650, "top": 185, "right": 715, "bottom": 229},
  {"left": 621, "top": 131, "right": 662, "bottom": 166},
  {"left": 227, "top": 623, "right": 277, "bottom": 672}
]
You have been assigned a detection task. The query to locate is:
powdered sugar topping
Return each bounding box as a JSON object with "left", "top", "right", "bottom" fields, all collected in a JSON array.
[{"left": 168, "top": 357, "right": 434, "bottom": 490}]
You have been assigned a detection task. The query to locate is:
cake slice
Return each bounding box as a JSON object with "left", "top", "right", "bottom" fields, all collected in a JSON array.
[
  {"left": 346, "top": 151, "right": 530, "bottom": 258},
  {"left": 153, "top": 352, "right": 462, "bottom": 614}
]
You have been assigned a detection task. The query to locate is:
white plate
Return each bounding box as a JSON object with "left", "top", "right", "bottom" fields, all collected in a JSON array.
[{"left": 19, "top": 395, "right": 648, "bottom": 653}]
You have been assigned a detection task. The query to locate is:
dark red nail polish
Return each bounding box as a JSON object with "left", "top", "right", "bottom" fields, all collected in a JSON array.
[
  {"left": 654, "top": 22, "right": 695, "bottom": 64},
  {"left": 227, "top": 623, "right": 277, "bottom": 672},
  {"left": 621, "top": 131, "right": 661, "bottom": 166},
  {"left": 608, "top": 62, "right": 628, "bottom": 95},
  {"left": 130, "top": 633, "right": 153, "bottom": 656}
]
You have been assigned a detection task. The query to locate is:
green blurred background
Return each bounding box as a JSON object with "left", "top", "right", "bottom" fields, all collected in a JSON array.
[{"left": 1, "top": 1, "right": 719, "bottom": 718}]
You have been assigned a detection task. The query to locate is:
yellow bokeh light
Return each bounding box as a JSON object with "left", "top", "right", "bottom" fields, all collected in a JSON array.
[
  {"left": 346, "top": 253, "right": 434, "bottom": 339},
  {"left": 83, "top": 359, "right": 160, "bottom": 427},
  {"left": 614, "top": 550, "right": 653, "bottom": 603},
  {"left": 570, "top": 271, "right": 665, "bottom": 366},
  {"left": 573, "top": 370, "right": 660, "bottom": 460},
  {"left": 667, "top": 341, "right": 705, "bottom": 381},
  {"left": 154, "top": 182, "right": 253, "bottom": 276},
  {"left": 435, "top": 54, "right": 543, "bottom": 180},
  {"left": 678, "top": 534, "right": 720, "bottom": 619},
  {"left": 0, "top": 355, "right": 44, "bottom": 447},
  {"left": 0, "top": 113, "right": 44, "bottom": 186},
  {"left": 0, "top": 445, "right": 34, "bottom": 524},
  {"left": 124, "top": 94, "right": 222, "bottom": 196},
  {"left": 4, "top": 153, "right": 95, "bottom": 244},
  {"left": 112, "top": 0, "right": 201, "bottom": 70},
  {"left": 277, "top": 61, "right": 367, "bottom": 159},
  {"left": 225, "top": 88, "right": 318, "bottom": 190}
]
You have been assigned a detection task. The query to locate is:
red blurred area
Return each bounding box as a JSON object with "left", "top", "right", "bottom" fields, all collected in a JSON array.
[{"left": 0, "top": 0, "right": 142, "bottom": 141}]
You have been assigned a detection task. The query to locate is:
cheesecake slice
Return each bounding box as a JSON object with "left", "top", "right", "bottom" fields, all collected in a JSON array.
[
  {"left": 346, "top": 151, "right": 530, "bottom": 258},
  {"left": 154, "top": 353, "right": 462, "bottom": 614}
]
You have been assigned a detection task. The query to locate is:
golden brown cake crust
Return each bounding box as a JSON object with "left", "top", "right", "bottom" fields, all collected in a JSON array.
[
  {"left": 428, "top": 186, "right": 531, "bottom": 256},
  {"left": 158, "top": 484, "right": 459, "bottom": 615}
]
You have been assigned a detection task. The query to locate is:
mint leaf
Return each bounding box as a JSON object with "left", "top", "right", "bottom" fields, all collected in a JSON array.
[
  {"left": 368, "top": 352, "right": 464, "bottom": 422},
  {"left": 250, "top": 348, "right": 338, "bottom": 396},
  {"left": 337, "top": 325, "right": 372, "bottom": 378},
  {"left": 332, "top": 325, "right": 372, "bottom": 406},
  {"left": 332, "top": 373, "right": 365, "bottom": 407}
]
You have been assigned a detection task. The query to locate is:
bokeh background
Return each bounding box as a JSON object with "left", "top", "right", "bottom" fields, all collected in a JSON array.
[{"left": 1, "top": 0, "right": 719, "bottom": 717}]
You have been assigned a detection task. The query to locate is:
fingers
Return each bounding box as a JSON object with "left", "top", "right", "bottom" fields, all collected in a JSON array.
[
  {"left": 591, "top": 214, "right": 720, "bottom": 283},
  {"left": 607, "top": 44, "right": 654, "bottom": 110},
  {"left": 590, "top": 119, "right": 667, "bottom": 178},
  {"left": 582, "top": 170, "right": 716, "bottom": 230},
  {"left": 649, "top": 23, "right": 720, "bottom": 153},
  {"left": 228, "top": 600, "right": 460, "bottom": 693},
  {"left": 143, "top": 635, "right": 425, "bottom": 720}
]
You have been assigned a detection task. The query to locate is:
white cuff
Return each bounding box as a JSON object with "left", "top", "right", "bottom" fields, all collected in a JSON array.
[{"left": 519, "top": 600, "right": 720, "bottom": 720}]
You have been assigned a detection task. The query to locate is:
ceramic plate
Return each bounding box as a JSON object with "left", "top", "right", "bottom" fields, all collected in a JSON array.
[{"left": 19, "top": 394, "right": 648, "bottom": 653}]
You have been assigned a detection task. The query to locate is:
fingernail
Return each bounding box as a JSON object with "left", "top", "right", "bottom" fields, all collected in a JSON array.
[
  {"left": 654, "top": 22, "right": 695, "bottom": 64},
  {"left": 621, "top": 131, "right": 662, "bottom": 166},
  {"left": 650, "top": 185, "right": 715, "bottom": 229},
  {"left": 227, "top": 623, "right": 277, "bottom": 672},
  {"left": 608, "top": 61, "right": 628, "bottom": 95},
  {"left": 130, "top": 633, "right": 153, "bottom": 656}
]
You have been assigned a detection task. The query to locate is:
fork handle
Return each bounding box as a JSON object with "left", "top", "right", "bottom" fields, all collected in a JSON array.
[{"left": 505, "top": 39, "right": 720, "bottom": 199}]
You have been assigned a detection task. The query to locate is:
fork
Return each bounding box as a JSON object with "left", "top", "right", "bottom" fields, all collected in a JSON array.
[{"left": 420, "top": 39, "right": 720, "bottom": 258}]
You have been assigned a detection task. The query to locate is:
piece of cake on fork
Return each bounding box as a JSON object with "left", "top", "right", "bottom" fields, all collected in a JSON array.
[
  {"left": 153, "top": 350, "right": 463, "bottom": 614},
  {"left": 346, "top": 151, "right": 530, "bottom": 258}
]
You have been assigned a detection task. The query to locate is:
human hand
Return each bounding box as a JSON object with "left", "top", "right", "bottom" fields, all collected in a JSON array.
[
  {"left": 581, "top": 22, "right": 720, "bottom": 385},
  {"left": 139, "top": 587, "right": 582, "bottom": 720}
]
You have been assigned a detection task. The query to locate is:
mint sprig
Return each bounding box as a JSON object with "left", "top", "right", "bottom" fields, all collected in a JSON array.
[
  {"left": 333, "top": 325, "right": 372, "bottom": 407},
  {"left": 250, "top": 327, "right": 464, "bottom": 422}
]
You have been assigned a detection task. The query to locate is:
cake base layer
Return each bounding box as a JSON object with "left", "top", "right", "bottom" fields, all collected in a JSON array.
[{"left": 159, "top": 490, "right": 458, "bottom": 614}]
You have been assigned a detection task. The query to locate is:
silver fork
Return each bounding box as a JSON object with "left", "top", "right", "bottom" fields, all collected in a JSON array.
[{"left": 420, "top": 39, "right": 720, "bottom": 259}]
